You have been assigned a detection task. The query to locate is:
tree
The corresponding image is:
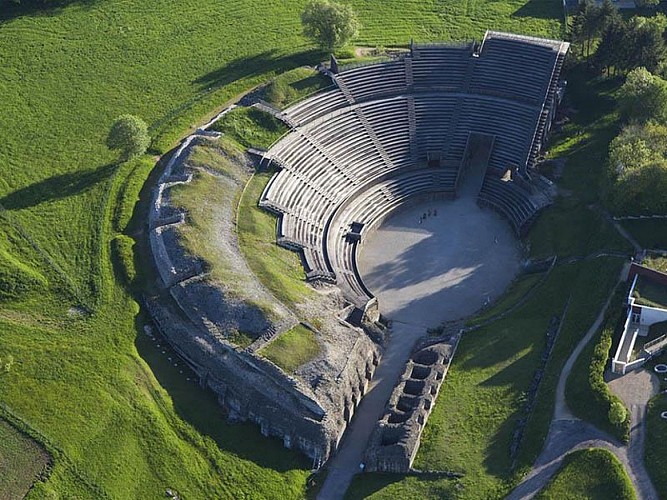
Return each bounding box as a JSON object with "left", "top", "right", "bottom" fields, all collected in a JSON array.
[
  {"left": 607, "top": 122, "right": 667, "bottom": 213},
  {"left": 571, "top": 0, "right": 602, "bottom": 57},
  {"left": 636, "top": 0, "right": 660, "bottom": 9},
  {"left": 301, "top": 0, "right": 360, "bottom": 52},
  {"left": 594, "top": 18, "right": 628, "bottom": 76},
  {"left": 618, "top": 67, "right": 667, "bottom": 123},
  {"left": 106, "top": 115, "right": 150, "bottom": 161},
  {"left": 625, "top": 16, "right": 667, "bottom": 73},
  {"left": 608, "top": 401, "right": 627, "bottom": 426}
]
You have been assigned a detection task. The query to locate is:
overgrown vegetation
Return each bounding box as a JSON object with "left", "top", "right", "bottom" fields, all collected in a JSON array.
[
  {"left": 259, "top": 324, "right": 321, "bottom": 373},
  {"left": 536, "top": 448, "right": 635, "bottom": 500},
  {"left": 209, "top": 107, "right": 288, "bottom": 149},
  {"left": 570, "top": 2, "right": 667, "bottom": 216},
  {"left": 264, "top": 67, "right": 331, "bottom": 109},
  {"left": 565, "top": 290, "right": 630, "bottom": 442},
  {"left": 237, "top": 172, "right": 314, "bottom": 307},
  {"left": 633, "top": 275, "right": 667, "bottom": 308}
]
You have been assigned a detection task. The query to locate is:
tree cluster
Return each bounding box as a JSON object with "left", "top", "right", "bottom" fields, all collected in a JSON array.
[
  {"left": 572, "top": 0, "right": 667, "bottom": 75},
  {"left": 606, "top": 68, "right": 667, "bottom": 214}
]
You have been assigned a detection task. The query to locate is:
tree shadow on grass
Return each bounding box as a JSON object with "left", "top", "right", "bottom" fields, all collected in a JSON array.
[
  {"left": 0, "top": 0, "right": 99, "bottom": 24},
  {"left": 193, "top": 49, "right": 324, "bottom": 91},
  {"left": 512, "top": 0, "right": 562, "bottom": 20},
  {"left": 0, "top": 163, "right": 116, "bottom": 211}
]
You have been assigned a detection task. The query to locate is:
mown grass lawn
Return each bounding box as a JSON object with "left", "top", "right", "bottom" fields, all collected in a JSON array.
[
  {"left": 621, "top": 219, "right": 667, "bottom": 249},
  {"left": 536, "top": 448, "right": 635, "bottom": 500},
  {"left": 0, "top": 0, "right": 563, "bottom": 496},
  {"left": 0, "top": 418, "right": 50, "bottom": 500}
]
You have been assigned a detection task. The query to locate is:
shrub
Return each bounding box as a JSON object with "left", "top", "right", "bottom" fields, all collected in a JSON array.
[{"left": 609, "top": 401, "right": 627, "bottom": 425}]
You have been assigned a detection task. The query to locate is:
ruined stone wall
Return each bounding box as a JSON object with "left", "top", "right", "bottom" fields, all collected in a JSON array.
[
  {"left": 145, "top": 128, "right": 383, "bottom": 463},
  {"left": 364, "top": 340, "right": 457, "bottom": 473}
]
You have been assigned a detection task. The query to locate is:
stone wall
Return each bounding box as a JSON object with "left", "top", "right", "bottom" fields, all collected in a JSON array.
[
  {"left": 364, "top": 340, "right": 457, "bottom": 473},
  {"left": 145, "top": 128, "right": 383, "bottom": 464}
]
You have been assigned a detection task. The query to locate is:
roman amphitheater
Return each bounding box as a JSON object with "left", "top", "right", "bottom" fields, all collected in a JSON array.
[{"left": 147, "top": 30, "right": 568, "bottom": 483}]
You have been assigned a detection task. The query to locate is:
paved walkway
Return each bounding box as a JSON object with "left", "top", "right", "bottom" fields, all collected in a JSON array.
[
  {"left": 507, "top": 264, "right": 659, "bottom": 500},
  {"left": 317, "top": 323, "right": 424, "bottom": 500}
]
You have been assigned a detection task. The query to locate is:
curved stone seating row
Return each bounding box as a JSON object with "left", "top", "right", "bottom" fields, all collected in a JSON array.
[
  {"left": 410, "top": 44, "right": 473, "bottom": 91},
  {"left": 282, "top": 86, "right": 349, "bottom": 127},
  {"left": 327, "top": 169, "right": 457, "bottom": 302},
  {"left": 478, "top": 175, "right": 550, "bottom": 234},
  {"left": 469, "top": 34, "right": 557, "bottom": 105},
  {"left": 334, "top": 60, "right": 408, "bottom": 102},
  {"left": 262, "top": 32, "right": 568, "bottom": 305},
  {"left": 263, "top": 90, "right": 546, "bottom": 284}
]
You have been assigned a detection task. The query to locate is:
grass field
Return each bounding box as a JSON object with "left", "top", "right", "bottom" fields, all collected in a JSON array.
[
  {"left": 259, "top": 324, "right": 321, "bottom": 373},
  {"left": 0, "top": 418, "right": 50, "bottom": 499},
  {"left": 536, "top": 449, "right": 635, "bottom": 500},
  {"left": 565, "top": 293, "right": 630, "bottom": 442},
  {"left": 0, "top": 0, "right": 565, "bottom": 496}
]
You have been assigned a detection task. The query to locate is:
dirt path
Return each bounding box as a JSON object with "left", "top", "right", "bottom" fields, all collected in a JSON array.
[{"left": 506, "top": 264, "right": 659, "bottom": 500}]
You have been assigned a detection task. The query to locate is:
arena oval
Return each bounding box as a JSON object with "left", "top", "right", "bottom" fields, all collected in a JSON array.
[{"left": 146, "top": 30, "right": 569, "bottom": 470}]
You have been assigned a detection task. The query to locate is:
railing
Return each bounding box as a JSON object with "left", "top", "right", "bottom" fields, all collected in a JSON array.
[{"left": 645, "top": 334, "right": 667, "bottom": 352}]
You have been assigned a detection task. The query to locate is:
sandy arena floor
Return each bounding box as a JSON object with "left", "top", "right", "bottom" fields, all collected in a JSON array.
[{"left": 357, "top": 196, "right": 522, "bottom": 328}]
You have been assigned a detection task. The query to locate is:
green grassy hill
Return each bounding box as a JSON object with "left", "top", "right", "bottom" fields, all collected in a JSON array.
[{"left": 0, "top": 0, "right": 563, "bottom": 497}]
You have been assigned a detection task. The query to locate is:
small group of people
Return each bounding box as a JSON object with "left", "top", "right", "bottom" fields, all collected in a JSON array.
[{"left": 418, "top": 208, "right": 438, "bottom": 224}]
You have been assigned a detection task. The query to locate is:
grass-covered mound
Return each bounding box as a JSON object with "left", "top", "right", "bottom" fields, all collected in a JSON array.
[
  {"left": 238, "top": 171, "right": 314, "bottom": 308},
  {"left": 536, "top": 448, "right": 635, "bottom": 500},
  {"left": 0, "top": 418, "right": 50, "bottom": 499},
  {"left": 259, "top": 324, "right": 321, "bottom": 374},
  {"left": 263, "top": 67, "right": 332, "bottom": 109},
  {"left": 209, "top": 107, "right": 288, "bottom": 149}
]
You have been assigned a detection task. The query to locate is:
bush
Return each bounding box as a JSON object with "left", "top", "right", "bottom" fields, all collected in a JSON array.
[
  {"left": 0, "top": 355, "right": 14, "bottom": 373},
  {"left": 609, "top": 401, "right": 627, "bottom": 425}
]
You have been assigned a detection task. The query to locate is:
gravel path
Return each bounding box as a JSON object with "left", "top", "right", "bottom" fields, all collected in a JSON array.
[{"left": 507, "top": 263, "right": 659, "bottom": 500}]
